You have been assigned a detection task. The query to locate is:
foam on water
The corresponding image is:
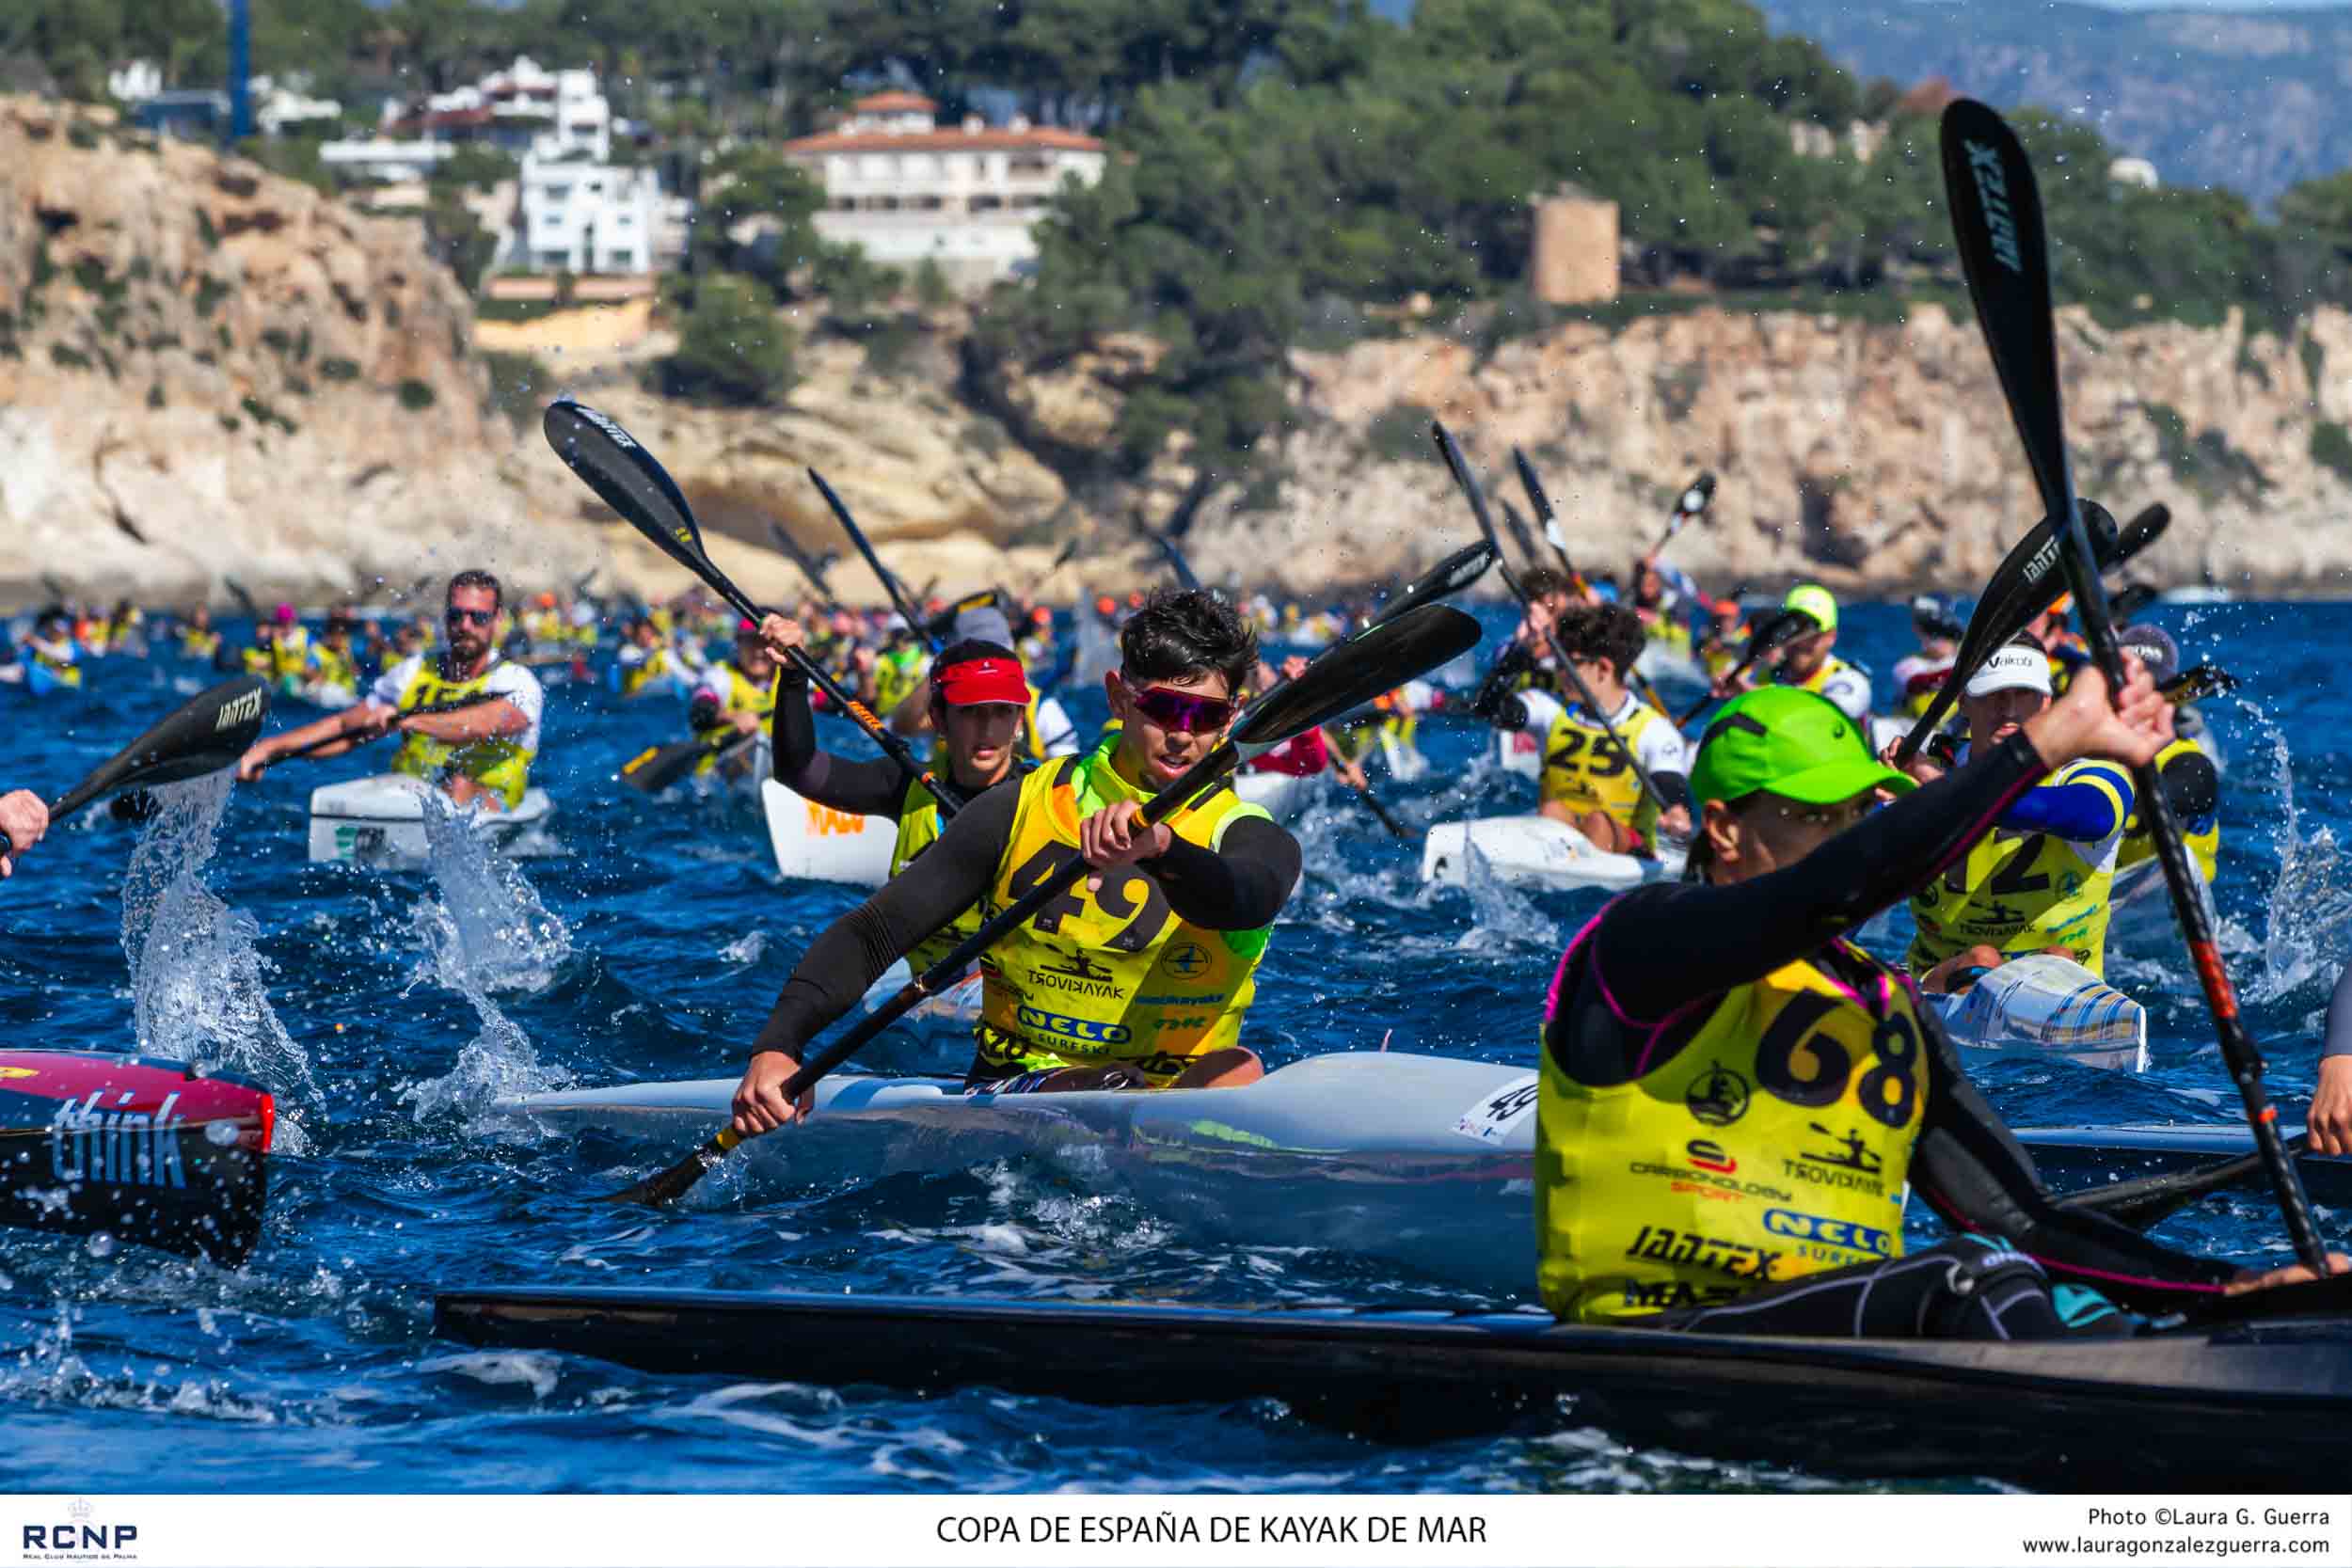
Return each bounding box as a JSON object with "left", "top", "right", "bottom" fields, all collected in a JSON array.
[{"left": 118, "top": 774, "right": 317, "bottom": 1154}]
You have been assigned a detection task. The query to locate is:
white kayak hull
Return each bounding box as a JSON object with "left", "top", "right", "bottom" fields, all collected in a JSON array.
[
  {"left": 1233, "top": 768, "right": 1311, "bottom": 819},
  {"left": 307, "top": 774, "right": 555, "bottom": 866},
  {"left": 761, "top": 779, "right": 894, "bottom": 887},
  {"left": 1922, "top": 954, "right": 2147, "bottom": 1073},
  {"left": 505, "top": 1052, "right": 1540, "bottom": 1288},
  {"left": 1421, "top": 815, "right": 1682, "bottom": 894}
]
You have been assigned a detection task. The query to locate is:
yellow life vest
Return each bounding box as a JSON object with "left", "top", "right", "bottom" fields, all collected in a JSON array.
[
  {"left": 1643, "top": 613, "right": 1692, "bottom": 657},
  {"left": 311, "top": 643, "right": 357, "bottom": 693},
  {"left": 1906, "top": 761, "right": 2127, "bottom": 976},
  {"left": 180, "top": 629, "right": 221, "bottom": 660},
  {"left": 268, "top": 626, "right": 312, "bottom": 687},
  {"left": 1787, "top": 654, "right": 1853, "bottom": 699},
  {"left": 1539, "top": 698, "right": 1668, "bottom": 840},
  {"left": 692, "top": 663, "right": 777, "bottom": 776},
  {"left": 889, "top": 771, "right": 980, "bottom": 977},
  {"left": 974, "top": 739, "right": 1272, "bottom": 1085},
  {"left": 1537, "top": 941, "right": 1928, "bottom": 1323},
  {"left": 387, "top": 657, "right": 532, "bottom": 809},
  {"left": 873, "top": 647, "right": 927, "bottom": 718},
  {"left": 1700, "top": 626, "right": 1749, "bottom": 682},
  {"left": 618, "top": 646, "right": 673, "bottom": 698},
  {"left": 2116, "top": 736, "right": 2220, "bottom": 883},
  {"left": 27, "top": 641, "right": 81, "bottom": 687}
]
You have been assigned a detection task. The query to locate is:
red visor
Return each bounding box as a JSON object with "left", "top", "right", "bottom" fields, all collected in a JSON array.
[{"left": 932, "top": 656, "right": 1030, "bottom": 707}]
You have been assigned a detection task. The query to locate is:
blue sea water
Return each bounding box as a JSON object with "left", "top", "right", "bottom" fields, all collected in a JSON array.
[{"left": 0, "top": 596, "right": 2344, "bottom": 1494}]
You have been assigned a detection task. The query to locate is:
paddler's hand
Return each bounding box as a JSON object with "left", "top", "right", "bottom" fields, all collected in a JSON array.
[
  {"left": 1657, "top": 803, "right": 1692, "bottom": 841},
  {"left": 234, "top": 743, "right": 274, "bottom": 783},
  {"left": 729, "top": 708, "right": 763, "bottom": 736},
  {"left": 2311, "top": 1056, "right": 2352, "bottom": 1157},
  {"left": 1079, "top": 800, "right": 1172, "bottom": 891},
  {"left": 757, "top": 613, "right": 804, "bottom": 661},
  {"left": 732, "top": 1050, "right": 813, "bottom": 1134},
  {"left": 1279, "top": 655, "right": 1311, "bottom": 683},
  {"left": 0, "top": 788, "right": 47, "bottom": 878},
  {"left": 1882, "top": 738, "right": 1944, "bottom": 787},
  {"left": 2224, "top": 1252, "right": 2352, "bottom": 1295},
  {"left": 2023, "top": 653, "right": 2171, "bottom": 772}
]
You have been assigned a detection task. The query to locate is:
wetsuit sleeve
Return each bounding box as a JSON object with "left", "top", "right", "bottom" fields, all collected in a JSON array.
[
  {"left": 768, "top": 667, "right": 920, "bottom": 818},
  {"left": 1146, "top": 813, "right": 1300, "bottom": 930},
  {"left": 750, "top": 781, "right": 1020, "bottom": 1058},
  {"left": 1999, "top": 762, "right": 2131, "bottom": 843},
  {"left": 1911, "top": 1007, "right": 2240, "bottom": 1306},
  {"left": 1570, "top": 732, "right": 2051, "bottom": 1044},
  {"left": 2324, "top": 963, "right": 2352, "bottom": 1059}
]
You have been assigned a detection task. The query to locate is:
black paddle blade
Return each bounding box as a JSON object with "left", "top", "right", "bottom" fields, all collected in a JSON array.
[
  {"left": 2110, "top": 584, "right": 2160, "bottom": 626},
  {"left": 1433, "top": 422, "right": 1504, "bottom": 553},
  {"left": 1149, "top": 530, "right": 1202, "bottom": 592},
  {"left": 604, "top": 1130, "right": 739, "bottom": 1208},
  {"left": 1236, "top": 605, "right": 1481, "bottom": 752},
  {"left": 0, "top": 1049, "right": 273, "bottom": 1263},
  {"left": 619, "top": 738, "right": 710, "bottom": 795},
  {"left": 545, "top": 400, "right": 752, "bottom": 615},
  {"left": 1375, "top": 541, "right": 1496, "bottom": 627},
  {"left": 2109, "top": 502, "right": 2169, "bottom": 570},
  {"left": 1499, "top": 500, "right": 1544, "bottom": 569},
  {"left": 2163, "top": 664, "right": 2238, "bottom": 705},
  {"left": 1677, "top": 472, "right": 1718, "bottom": 519},
  {"left": 1942, "top": 99, "right": 2072, "bottom": 525},
  {"left": 50, "top": 674, "right": 270, "bottom": 821},
  {"left": 810, "top": 467, "right": 932, "bottom": 646},
  {"left": 1512, "top": 448, "right": 1556, "bottom": 524}
]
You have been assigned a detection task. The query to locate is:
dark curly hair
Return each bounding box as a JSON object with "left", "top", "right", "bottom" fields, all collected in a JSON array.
[
  {"left": 1555, "top": 600, "right": 1645, "bottom": 680},
  {"left": 1119, "top": 587, "right": 1259, "bottom": 697}
]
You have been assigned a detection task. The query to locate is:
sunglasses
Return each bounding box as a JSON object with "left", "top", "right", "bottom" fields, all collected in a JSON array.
[
  {"left": 1119, "top": 675, "right": 1235, "bottom": 735},
  {"left": 445, "top": 606, "right": 496, "bottom": 626}
]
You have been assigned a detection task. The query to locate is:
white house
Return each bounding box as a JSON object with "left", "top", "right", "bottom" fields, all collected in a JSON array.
[
  {"left": 779, "top": 91, "right": 1107, "bottom": 288},
  {"left": 108, "top": 60, "right": 162, "bottom": 105},
  {"left": 251, "top": 75, "right": 342, "bottom": 136},
  {"left": 514, "top": 154, "right": 662, "bottom": 274}
]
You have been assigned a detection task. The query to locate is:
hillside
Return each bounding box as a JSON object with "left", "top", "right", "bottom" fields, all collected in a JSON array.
[{"left": 1752, "top": 0, "right": 2352, "bottom": 203}]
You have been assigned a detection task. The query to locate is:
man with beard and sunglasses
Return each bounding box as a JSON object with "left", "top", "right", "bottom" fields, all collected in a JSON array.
[
  {"left": 233, "top": 571, "right": 545, "bottom": 811},
  {"left": 731, "top": 588, "right": 1303, "bottom": 1132}
]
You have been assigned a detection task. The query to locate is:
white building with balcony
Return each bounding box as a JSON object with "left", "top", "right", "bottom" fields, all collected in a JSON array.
[
  {"left": 514, "top": 154, "right": 661, "bottom": 275},
  {"left": 780, "top": 92, "right": 1107, "bottom": 288}
]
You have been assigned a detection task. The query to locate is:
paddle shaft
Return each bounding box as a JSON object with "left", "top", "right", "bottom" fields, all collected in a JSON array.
[
  {"left": 1434, "top": 423, "right": 1677, "bottom": 823},
  {"left": 2059, "top": 1132, "right": 2311, "bottom": 1229},
  {"left": 1511, "top": 449, "right": 1587, "bottom": 592},
  {"left": 810, "top": 468, "right": 939, "bottom": 657},
  {"left": 1674, "top": 611, "right": 1805, "bottom": 728}
]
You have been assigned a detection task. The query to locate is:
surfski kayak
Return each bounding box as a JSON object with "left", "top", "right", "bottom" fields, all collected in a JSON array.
[
  {"left": 1421, "top": 815, "right": 1683, "bottom": 895},
  {"left": 2011, "top": 1122, "right": 2352, "bottom": 1207},
  {"left": 307, "top": 774, "right": 556, "bottom": 867},
  {"left": 431, "top": 1283, "right": 2352, "bottom": 1489}
]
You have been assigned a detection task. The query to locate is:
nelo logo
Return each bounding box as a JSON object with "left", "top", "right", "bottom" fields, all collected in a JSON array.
[
  {"left": 1762, "top": 1208, "right": 1892, "bottom": 1258},
  {"left": 1015, "top": 1006, "right": 1131, "bottom": 1046},
  {"left": 23, "top": 1497, "right": 136, "bottom": 1558}
]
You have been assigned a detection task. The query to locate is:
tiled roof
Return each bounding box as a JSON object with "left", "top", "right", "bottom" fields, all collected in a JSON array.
[{"left": 781, "top": 126, "right": 1104, "bottom": 155}]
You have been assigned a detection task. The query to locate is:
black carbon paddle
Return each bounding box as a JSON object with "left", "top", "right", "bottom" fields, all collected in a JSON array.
[
  {"left": 808, "top": 467, "right": 939, "bottom": 656},
  {"left": 544, "top": 400, "right": 967, "bottom": 818},
  {"left": 1943, "top": 97, "right": 2325, "bottom": 1270},
  {"left": 49, "top": 674, "right": 270, "bottom": 821},
  {"left": 606, "top": 601, "right": 1485, "bottom": 1208},
  {"left": 1510, "top": 448, "right": 1588, "bottom": 590}
]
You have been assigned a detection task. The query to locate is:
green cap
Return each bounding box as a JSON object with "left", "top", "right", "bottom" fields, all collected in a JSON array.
[
  {"left": 1690, "top": 687, "right": 1916, "bottom": 807},
  {"left": 1783, "top": 583, "right": 1838, "bottom": 633}
]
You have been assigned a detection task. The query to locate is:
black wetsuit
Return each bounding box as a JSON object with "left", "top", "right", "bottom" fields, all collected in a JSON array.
[
  {"left": 771, "top": 664, "right": 968, "bottom": 819},
  {"left": 752, "top": 753, "right": 1302, "bottom": 1084},
  {"left": 1548, "top": 732, "right": 2239, "bottom": 1338}
]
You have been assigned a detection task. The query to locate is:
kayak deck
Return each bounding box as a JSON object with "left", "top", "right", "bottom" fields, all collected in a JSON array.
[
  {"left": 432, "top": 1285, "right": 2352, "bottom": 1489},
  {"left": 2016, "top": 1122, "right": 2352, "bottom": 1206}
]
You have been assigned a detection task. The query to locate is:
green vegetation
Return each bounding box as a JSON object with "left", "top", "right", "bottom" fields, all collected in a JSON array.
[
  {"left": 662, "top": 275, "right": 797, "bottom": 406},
  {"left": 396, "top": 378, "right": 437, "bottom": 411},
  {"left": 1363, "top": 403, "right": 1437, "bottom": 464},
  {"left": 2313, "top": 421, "right": 2352, "bottom": 483},
  {"left": 319, "top": 356, "right": 361, "bottom": 382},
  {"left": 480, "top": 350, "right": 549, "bottom": 429}
]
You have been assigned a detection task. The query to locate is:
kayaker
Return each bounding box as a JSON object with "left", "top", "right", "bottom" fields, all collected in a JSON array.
[
  {"left": 0, "top": 789, "right": 46, "bottom": 878},
  {"left": 176, "top": 606, "right": 222, "bottom": 663},
  {"left": 232, "top": 571, "right": 545, "bottom": 812},
  {"left": 2311, "top": 963, "right": 2352, "bottom": 1156},
  {"left": 734, "top": 587, "right": 1301, "bottom": 1130},
  {"left": 1898, "top": 641, "right": 2135, "bottom": 987},
  {"left": 1536, "top": 603, "right": 1691, "bottom": 855},
  {"left": 1539, "top": 669, "right": 2344, "bottom": 1334},
  {"left": 1763, "top": 584, "right": 1872, "bottom": 722},
  {"left": 686, "top": 620, "right": 780, "bottom": 780},
  {"left": 23, "top": 610, "right": 82, "bottom": 690},
  {"left": 1892, "top": 594, "right": 1963, "bottom": 719},
  {"left": 1629, "top": 553, "right": 1696, "bottom": 664},
  {"left": 2027, "top": 594, "right": 2091, "bottom": 690},
  {"left": 1244, "top": 655, "right": 1371, "bottom": 793},
  {"left": 1468, "top": 566, "right": 1577, "bottom": 767},
  {"left": 246, "top": 603, "right": 316, "bottom": 692},
  {"left": 1696, "top": 595, "right": 1751, "bottom": 685},
  {"left": 2110, "top": 623, "right": 2221, "bottom": 886},
  {"left": 611, "top": 616, "right": 677, "bottom": 697},
  {"left": 887, "top": 598, "right": 1079, "bottom": 763}
]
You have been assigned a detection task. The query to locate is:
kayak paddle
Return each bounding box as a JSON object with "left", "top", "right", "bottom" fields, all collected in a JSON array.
[
  {"left": 1436, "top": 421, "right": 1681, "bottom": 836},
  {"left": 1498, "top": 499, "right": 1547, "bottom": 578},
  {"left": 1943, "top": 97, "right": 2327, "bottom": 1270},
  {"left": 545, "top": 400, "right": 967, "bottom": 818},
  {"left": 2108, "top": 583, "right": 2160, "bottom": 626},
  {"left": 620, "top": 730, "right": 759, "bottom": 795},
  {"left": 2057, "top": 1132, "right": 2312, "bottom": 1230},
  {"left": 0, "top": 1048, "right": 274, "bottom": 1263},
  {"left": 265, "top": 692, "right": 509, "bottom": 768},
  {"left": 808, "top": 467, "right": 939, "bottom": 657},
  {"left": 2161, "top": 663, "right": 2236, "bottom": 705},
  {"left": 49, "top": 674, "right": 270, "bottom": 821},
  {"left": 604, "top": 600, "right": 1485, "bottom": 1208},
  {"left": 1510, "top": 447, "right": 1590, "bottom": 593},
  {"left": 1674, "top": 609, "right": 1808, "bottom": 728},
  {"left": 764, "top": 518, "right": 844, "bottom": 613},
  {"left": 1652, "top": 470, "right": 1716, "bottom": 555}
]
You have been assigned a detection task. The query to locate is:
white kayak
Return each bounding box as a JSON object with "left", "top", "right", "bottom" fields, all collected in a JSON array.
[
  {"left": 282, "top": 679, "right": 358, "bottom": 712},
  {"left": 761, "top": 779, "right": 894, "bottom": 887},
  {"left": 307, "top": 773, "right": 556, "bottom": 866},
  {"left": 1421, "top": 814, "right": 1684, "bottom": 895},
  {"left": 1921, "top": 954, "right": 2147, "bottom": 1073},
  {"left": 1233, "top": 768, "right": 1311, "bottom": 819},
  {"left": 504, "top": 1052, "right": 1540, "bottom": 1289}
]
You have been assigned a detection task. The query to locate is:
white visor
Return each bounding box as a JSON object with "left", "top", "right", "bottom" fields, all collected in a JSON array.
[{"left": 1964, "top": 644, "right": 2054, "bottom": 700}]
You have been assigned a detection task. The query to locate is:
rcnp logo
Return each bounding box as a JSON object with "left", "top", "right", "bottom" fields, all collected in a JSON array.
[
  {"left": 1762, "top": 1209, "right": 1892, "bottom": 1258},
  {"left": 1016, "top": 1006, "right": 1131, "bottom": 1046},
  {"left": 24, "top": 1497, "right": 136, "bottom": 1557}
]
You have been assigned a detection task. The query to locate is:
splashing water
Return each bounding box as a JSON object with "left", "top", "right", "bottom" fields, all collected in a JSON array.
[
  {"left": 2242, "top": 704, "right": 2352, "bottom": 1004},
  {"left": 117, "top": 775, "right": 316, "bottom": 1154},
  {"left": 399, "top": 793, "right": 574, "bottom": 1124}
]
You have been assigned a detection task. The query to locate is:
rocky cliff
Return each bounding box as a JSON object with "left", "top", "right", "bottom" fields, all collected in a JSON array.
[{"left": 9, "top": 93, "right": 2352, "bottom": 612}]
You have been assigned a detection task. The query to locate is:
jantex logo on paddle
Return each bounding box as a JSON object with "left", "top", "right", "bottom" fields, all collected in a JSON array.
[
  {"left": 21, "top": 1497, "right": 139, "bottom": 1560},
  {"left": 213, "top": 687, "right": 265, "bottom": 731},
  {"left": 1963, "top": 138, "right": 2024, "bottom": 275}
]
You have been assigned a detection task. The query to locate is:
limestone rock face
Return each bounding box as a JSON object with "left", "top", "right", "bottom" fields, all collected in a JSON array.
[{"left": 1172, "top": 303, "right": 2352, "bottom": 596}]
